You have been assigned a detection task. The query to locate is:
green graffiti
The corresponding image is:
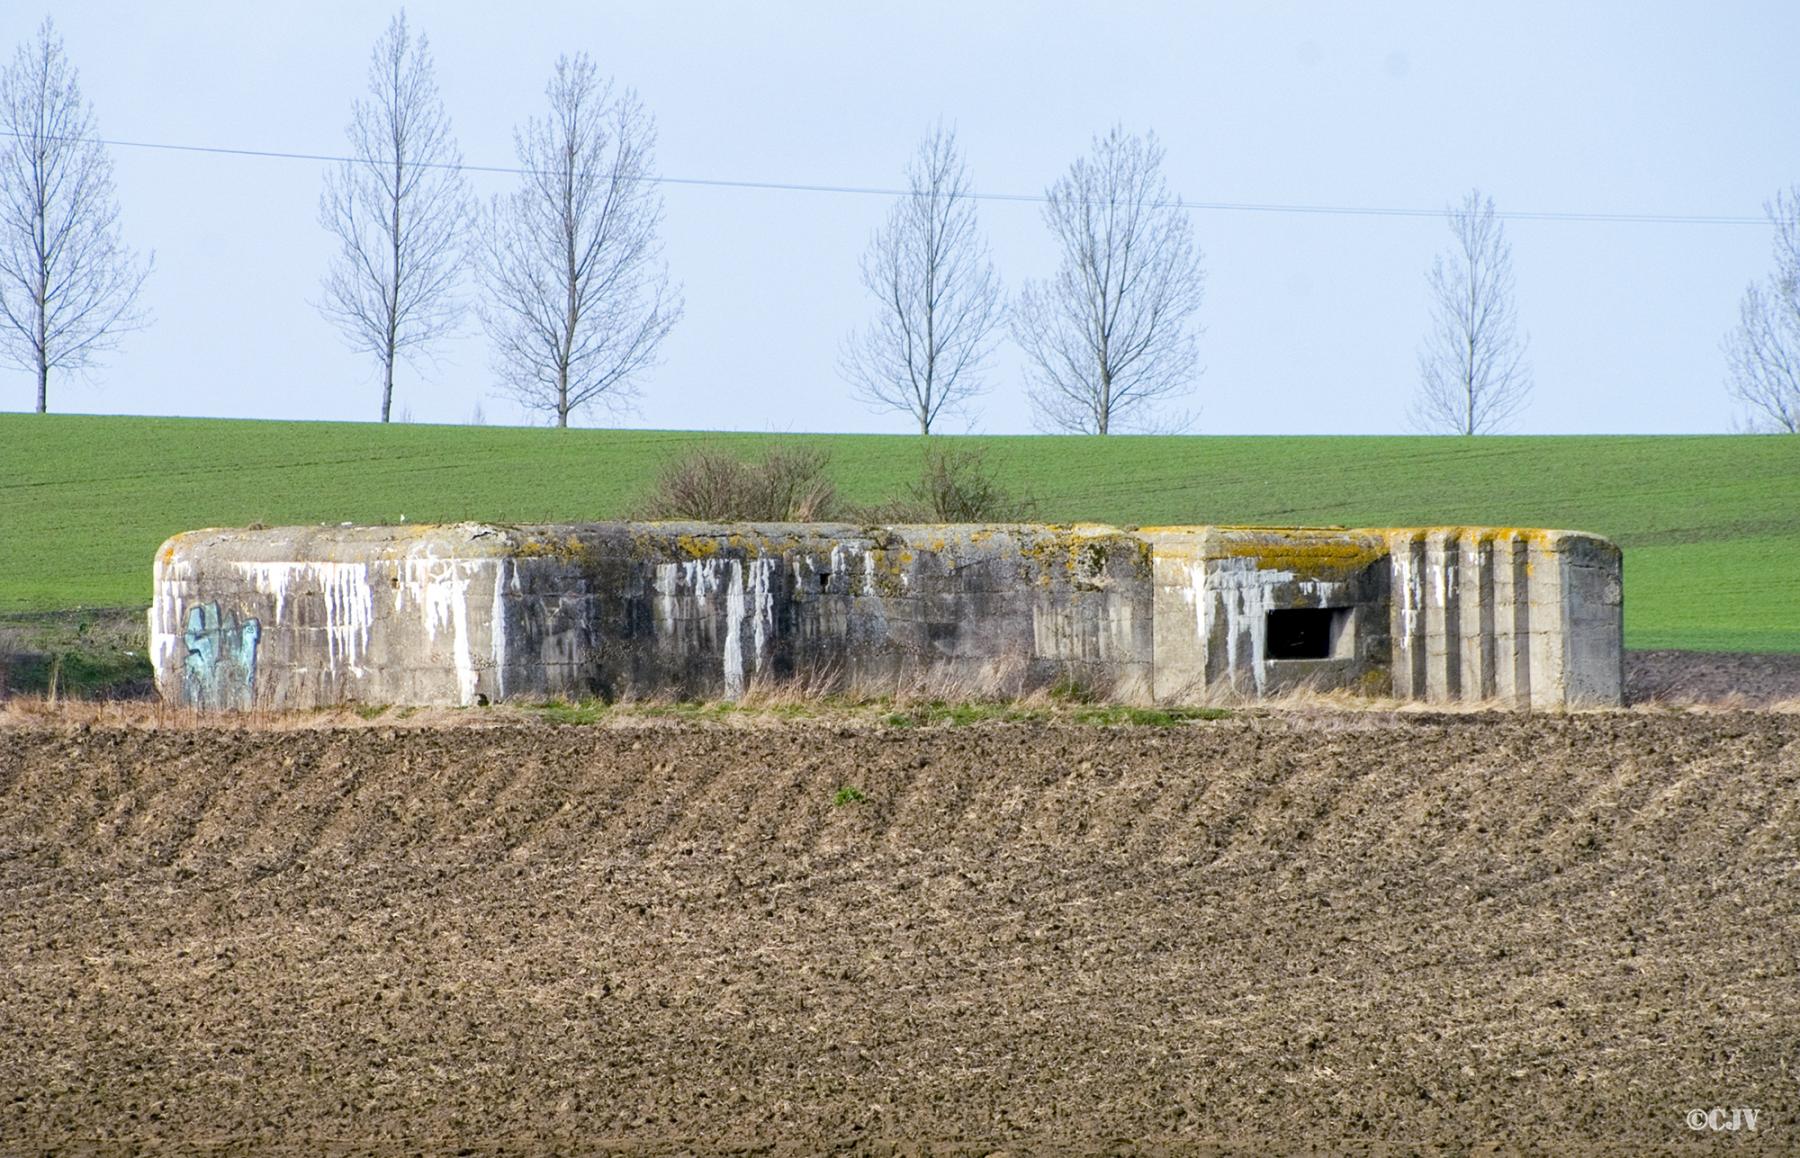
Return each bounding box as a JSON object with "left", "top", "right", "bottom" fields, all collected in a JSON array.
[{"left": 182, "top": 603, "right": 261, "bottom": 710}]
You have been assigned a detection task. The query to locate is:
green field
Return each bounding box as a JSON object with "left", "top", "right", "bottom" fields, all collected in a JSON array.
[{"left": 2, "top": 414, "right": 1795, "bottom": 652}]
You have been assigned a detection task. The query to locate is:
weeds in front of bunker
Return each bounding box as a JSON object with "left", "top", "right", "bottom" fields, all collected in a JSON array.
[{"left": 13, "top": 674, "right": 1793, "bottom": 731}]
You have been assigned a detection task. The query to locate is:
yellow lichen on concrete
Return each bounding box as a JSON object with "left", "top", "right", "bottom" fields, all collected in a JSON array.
[
  {"left": 1374, "top": 526, "right": 1579, "bottom": 548},
  {"left": 1205, "top": 530, "right": 1388, "bottom": 580},
  {"left": 1012, "top": 527, "right": 1152, "bottom": 587},
  {"left": 862, "top": 549, "right": 911, "bottom": 597}
]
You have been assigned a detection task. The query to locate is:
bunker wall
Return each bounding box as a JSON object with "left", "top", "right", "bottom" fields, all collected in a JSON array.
[
  {"left": 1386, "top": 529, "right": 1624, "bottom": 709},
  {"left": 151, "top": 521, "right": 1624, "bottom": 711},
  {"left": 152, "top": 522, "right": 1154, "bottom": 710}
]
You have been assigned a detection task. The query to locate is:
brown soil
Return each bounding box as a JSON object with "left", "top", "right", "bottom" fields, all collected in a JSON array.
[
  {"left": 2, "top": 715, "right": 1797, "bottom": 1155},
  {"left": 1627, "top": 650, "right": 1800, "bottom": 708}
]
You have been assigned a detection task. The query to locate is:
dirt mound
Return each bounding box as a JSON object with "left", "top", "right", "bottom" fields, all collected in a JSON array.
[{"left": 3, "top": 715, "right": 1797, "bottom": 1153}]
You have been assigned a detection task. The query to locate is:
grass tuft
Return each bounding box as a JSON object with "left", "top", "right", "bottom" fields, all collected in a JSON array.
[
  {"left": 1068, "top": 705, "right": 1233, "bottom": 726},
  {"left": 526, "top": 699, "right": 608, "bottom": 725}
]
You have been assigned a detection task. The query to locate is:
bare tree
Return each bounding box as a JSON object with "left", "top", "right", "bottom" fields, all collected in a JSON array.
[
  {"left": 318, "top": 10, "right": 472, "bottom": 424},
  {"left": 479, "top": 54, "right": 680, "bottom": 428},
  {"left": 841, "top": 123, "right": 1002, "bottom": 435},
  {"left": 0, "top": 18, "right": 149, "bottom": 413},
  {"left": 1013, "top": 127, "right": 1205, "bottom": 434},
  {"left": 1411, "top": 189, "right": 1532, "bottom": 434},
  {"left": 1724, "top": 188, "right": 1800, "bottom": 433}
]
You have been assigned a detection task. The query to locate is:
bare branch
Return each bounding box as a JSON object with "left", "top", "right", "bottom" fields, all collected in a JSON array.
[
  {"left": 477, "top": 54, "right": 681, "bottom": 428},
  {"left": 317, "top": 10, "right": 473, "bottom": 423},
  {"left": 1410, "top": 189, "right": 1532, "bottom": 435},
  {"left": 1011, "top": 127, "right": 1205, "bottom": 435},
  {"left": 0, "top": 18, "right": 151, "bottom": 413},
  {"left": 1724, "top": 188, "right": 1800, "bottom": 433},
  {"left": 840, "top": 122, "right": 1002, "bottom": 435}
]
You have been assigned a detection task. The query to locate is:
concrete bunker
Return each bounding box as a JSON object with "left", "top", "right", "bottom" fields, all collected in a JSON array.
[{"left": 150, "top": 521, "right": 1624, "bottom": 711}]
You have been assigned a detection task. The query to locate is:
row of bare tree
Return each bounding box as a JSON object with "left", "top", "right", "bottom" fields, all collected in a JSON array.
[
  {"left": 843, "top": 123, "right": 1207, "bottom": 435},
  {"left": 318, "top": 14, "right": 678, "bottom": 428},
  {"left": 844, "top": 128, "right": 1540, "bottom": 436},
  {"left": 1413, "top": 188, "right": 1800, "bottom": 435},
  {"left": 2, "top": 15, "right": 1796, "bottom": 434}
]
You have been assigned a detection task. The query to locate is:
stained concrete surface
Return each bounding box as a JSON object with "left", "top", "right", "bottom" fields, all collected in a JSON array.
[{"left": 150, "top": 522, "right": 1624, "bottom": 710}]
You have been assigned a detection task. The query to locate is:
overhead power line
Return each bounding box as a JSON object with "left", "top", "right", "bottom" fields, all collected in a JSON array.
[{"left": 2, "top": 129, "right": 1770, "bottom": 226}]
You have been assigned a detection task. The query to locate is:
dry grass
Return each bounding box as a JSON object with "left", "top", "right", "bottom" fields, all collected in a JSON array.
[
  {"left": 11, "top": 649, "right": 1797, "bottom": 730},
  {"left": 0, "top": 696, "right": 501, "bottom": 731},
  {"left": 6, "top": 674, "right": 1794, "bottom": 734}
]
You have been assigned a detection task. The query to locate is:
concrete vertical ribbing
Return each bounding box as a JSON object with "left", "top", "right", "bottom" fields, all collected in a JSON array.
[
  {"left": 1388, "top": 534, "right": 1427, "bottom": 701},
  {"left": 1492, "top": 536, "right": 1532, "bottom": 707},
  {"left": 1525, "top": 542, "right": 1569, "bottom": 710},
  {"left": 1422, "top": 531, "right": 1461, "bottom": 702},
  {"left": 1460, "top": 534, "right": 1498, "bottom": 701}
]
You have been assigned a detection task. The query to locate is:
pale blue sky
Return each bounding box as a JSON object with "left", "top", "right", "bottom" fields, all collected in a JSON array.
[{"left": 5, "top": 1, "right": 1797, "bottom": 433}]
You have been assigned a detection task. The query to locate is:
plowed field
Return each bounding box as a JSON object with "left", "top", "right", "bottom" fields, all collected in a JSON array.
[{"left": 3, "top": 714, "right": 1797, "bottom": 1154}]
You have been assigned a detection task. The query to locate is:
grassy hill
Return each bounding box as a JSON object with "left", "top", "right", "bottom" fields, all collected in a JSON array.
[{"left": 2, "top": 413, "right": 1795, "bottom": 652}]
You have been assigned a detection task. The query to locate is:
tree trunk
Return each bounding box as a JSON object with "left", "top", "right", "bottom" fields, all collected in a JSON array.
[
  {"left": 35, "top": 276, "right": 47, "bottom": 413},
  {"left": 384, "top": 147, "right": 402, "bottom": 424},
  {"left": 1096, "top": 356, "right": 1111, "bottom": 435}
]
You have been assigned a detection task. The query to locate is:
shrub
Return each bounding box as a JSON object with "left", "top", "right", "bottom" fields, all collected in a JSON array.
[
  {"left": 855, "top": 444, "right": 1037, "bottom": 524},
  {"left": 909, "top": 444, "right": 1033, "bottom": 521},
  {"left": 639, "top": 441, "right": 1032, "bottom": 526},
  {"left": 638, "top": 443, "right": 838, "bottom": 522}
]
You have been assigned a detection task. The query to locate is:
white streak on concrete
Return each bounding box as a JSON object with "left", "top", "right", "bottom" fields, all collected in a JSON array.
[
  {"left": 399, "top": 549, "right": 484, "bottom": 705},
  {"left": 1210, "top": 558, "right": 1293, "bottom": 697},
  {"left": 723, "top": 558, "right": 745, "bottom": 697},
  {"left": 1393, "top": 546, "right": 1422, "bottom": 642},
  {"left": 861, "top": 550, "right": 876, "bottom": 596},
  {"left": 1186, "top": 562, "right": 1207, "bottom": 642},
  {"left": 449, "top": 580, "right": 474, "bottom": 704},
  {"left": 792, "top": 552, "right": 819, "bottom": 596},
  {"left": 148, "top": 554, "right": 192, "bottom": 686},
  {"left": 748, "top": 557, "right": 775, "bottom": 673},
  {"left": 653, "top": 562, "right": 680, "bottom": 633},
  {"left": 491, "top": 558, "right": 508, "bottom": 701},
  {"left": 683, "top": 558, "right": 723, "bottom": 608},
  {"left": 235, "top": 561, "right": 373, "bottom": 670}
]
